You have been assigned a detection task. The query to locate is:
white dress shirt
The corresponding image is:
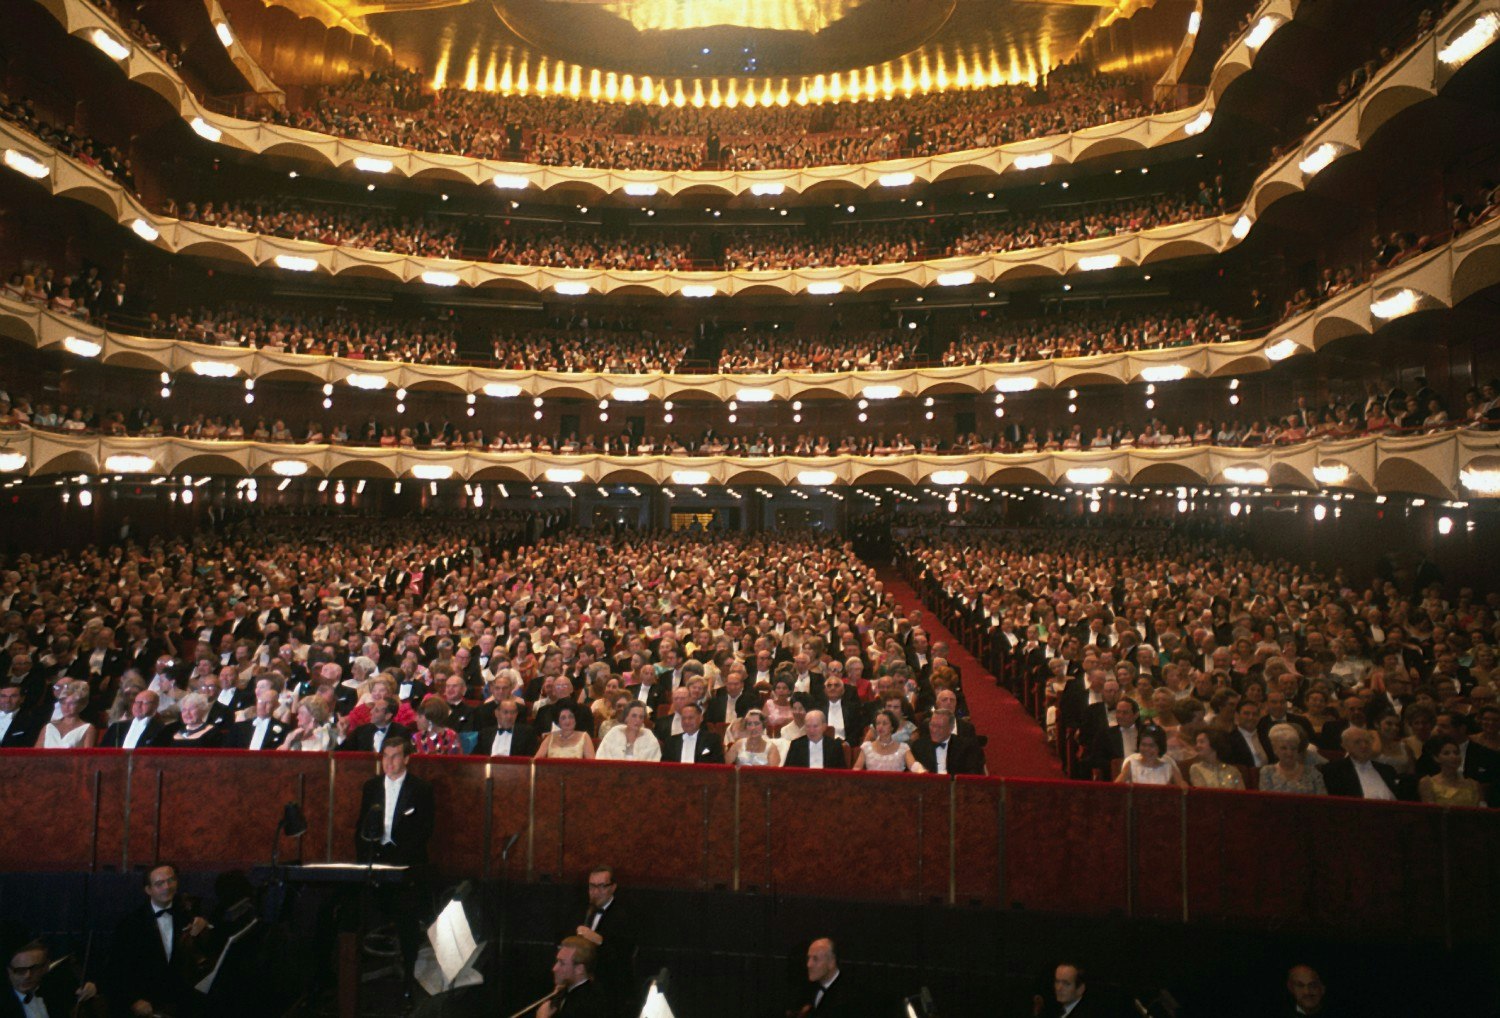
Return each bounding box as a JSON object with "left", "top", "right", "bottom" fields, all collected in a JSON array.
[
  {"left": 14, "top": 985, "right": 49, "bottom": 1017},
  {"left": 490, "top": 728, "right": 514, "bottom": 757},
  {"left": 123, "top": 716, "right": 151, "bottom": 749},
  {"left": 1238, "top": 727, "right": 1267, "bottom": 768},
  {"left": 248, "top": 716, "right": 272, "bottom": 751},
  {"left": 678, "top": 731, "right": 698, "bottom": 763},
  {"left": 0, "top": 710, "right": 14, "bottom": 743},
  {"left": 808, "top": 738, "right": 825, "bottom": 769},
  {"left": 382, "top": 774, "right": 405, "bottom": 845},
  {"left": 825, "top": 700, "right": 846, "bottom": 740},
  {"left": 156, "top": 907, "right": 174, "bottom": 959},
  {"left": 1353, "top": 759, "right": 1396, "bottom": 800}
]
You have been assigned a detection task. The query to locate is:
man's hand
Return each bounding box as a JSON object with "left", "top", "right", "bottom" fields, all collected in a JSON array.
[
  {"left": 537, "top": 999, "right": 556, "bottom": 1018},
  {"left": 185, "top": 916, "right": 209, "bottom": 937},
  {"left": 574, "top": 926, "right": 603, "bottom": 945},
  {"left": 131, "top": 999, "right": 153, "bottom": 1016},
  {"left": 76, "top": 981, "right": 98, "bottom": 1002}
]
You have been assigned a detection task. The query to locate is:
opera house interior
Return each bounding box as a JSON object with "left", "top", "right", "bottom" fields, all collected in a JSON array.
[{"left": 1, "top": 0, "right": 1499, "bottom": 1014}]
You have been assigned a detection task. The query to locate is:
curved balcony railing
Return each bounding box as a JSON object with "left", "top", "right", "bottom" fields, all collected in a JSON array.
[{"left": 1, "top": 423, "right": 1496, "bottom": 499}]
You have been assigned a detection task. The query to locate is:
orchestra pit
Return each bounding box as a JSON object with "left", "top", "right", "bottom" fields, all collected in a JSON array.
[{"left": 3, "top": 0, "right": 1500, "bottom": 1015}]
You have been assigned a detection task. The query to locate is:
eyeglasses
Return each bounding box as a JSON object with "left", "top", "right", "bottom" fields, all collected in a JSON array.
[
  {"left": 8, "top": 962, "right": 47, "bottom": 975},
  {"left": 587, "top": 882, "right": 614, "bottom": 890}
]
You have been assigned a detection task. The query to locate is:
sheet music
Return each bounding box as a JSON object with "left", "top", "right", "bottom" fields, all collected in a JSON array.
[
  {"left": 428, "top": 898, "right": 478, "bottom": 985},
  {"left": 194, "top": 919, "right": 257, "bottom": 994},
  {"left": 299, "top": 862, "right": 409, "bottom": 872}
]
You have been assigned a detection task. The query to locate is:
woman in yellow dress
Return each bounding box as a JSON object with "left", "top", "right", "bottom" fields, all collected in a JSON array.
[{"left": 1418, "top": 738, "right": 1485, "bottom": 807}]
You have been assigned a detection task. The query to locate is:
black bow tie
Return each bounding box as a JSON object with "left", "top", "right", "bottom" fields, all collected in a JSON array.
[
  {"left": 497, "top": 728, "right": 513, "bottom": 734},
  {"left": 21, "top": 992, "right": 33, "bottom": 1004},
  {"left": 154, "top": 907, "right": 174, "bottom": 919}
]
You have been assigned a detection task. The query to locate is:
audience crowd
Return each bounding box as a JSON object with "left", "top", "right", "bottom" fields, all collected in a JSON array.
[
  {"left": 902, "top": 523, "right": 1498, "bottom": 804},
  {"left": 158, "top": 182, "right": 1229, "bottom": 271},
  {"left": 1, "top": 93, "right": 135, "bottom": 192},
  {"left": 0, "top": 521, "right": 980, "bottom": 775},
  {"left": 940, "top": 305, "right": 1243, "bottom": 364},
  {"left": 264, "top": 66, "right": 1157, "bottom": 171}
]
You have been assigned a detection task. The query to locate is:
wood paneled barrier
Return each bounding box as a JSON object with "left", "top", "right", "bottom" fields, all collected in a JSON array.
[{"left": 4, "top": 749, "right": 1496, "bottom": 945}]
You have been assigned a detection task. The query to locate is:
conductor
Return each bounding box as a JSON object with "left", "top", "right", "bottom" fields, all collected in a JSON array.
[{"left": 355, "top": 735, "right": 434, "bottom": 985}]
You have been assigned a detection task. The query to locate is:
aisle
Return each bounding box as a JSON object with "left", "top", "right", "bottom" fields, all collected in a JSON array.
[{"left": 876, "top": 569, "right": 1064, "bottom": 779}]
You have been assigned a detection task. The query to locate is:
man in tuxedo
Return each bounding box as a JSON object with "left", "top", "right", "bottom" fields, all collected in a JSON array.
[
  {"left": 661, "top": 704, "right": 723, "bottom": 764},
  {"left": 1283, "top": 964, "right": 1332, "bottom": 1017},
  {"left": 355, "top": 736, "right": 436, "bottom": 983},
  {"left": 573, "top": 867, "right": 635, "bottom": 1018},
  {"left": 100, "top": 689, "right": 170, "bottom": 749},
  {"left": 537, "top": 936, "right": 607, "bottom": 1018},
  {"left": 783, "top": 711, "right": 847, "bottom": 770},
  {"left": 1048, "top": 962, "right": 1102, "bottom": 1017},
  {"left": 475, "top": 698, "right": 540, "bottom": 758},
  {"left": 109, "top": 863, "right": 213, "bottom": 1017},
  {"left": 1223, "top": 699, "right": 1270, "bottom": 770},
  {"left": 1321, "top": 727, "right": 1400, "bottom": 800},
  {"left": 339, "top": 697, "right": 407, "bottom": 754},
  {"left": 814, "top": 677, "right": 865, "bottom": 745},
  {"left": 0, "top": 685, "right": 40, "bottom": 748},
  {"left": 1255, "top": 690, "right": 1311, "bottom": 759},
  {"left": 226, "top": 689, "right": 290, "bottom": 751},
  {"left": 704, "top": 672, "right": 755, "bottom": 727},
  {"left": 3, "top": 934, "right": 99, "bottom": 1018},
  {"left": 802, "top": 937, "right": 859, "bottom": 1017},
  {"left": 1089, "top": 698, "right": 1141, "bottom": 776},
  {"left": 1418, "top": 710, "right": 1500, "bottom": 791},
  {"left": 911, "top": 710, "right": 986, "bottom": 775}
]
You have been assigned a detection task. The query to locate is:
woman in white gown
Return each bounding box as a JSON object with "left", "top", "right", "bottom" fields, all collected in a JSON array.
[
  {"left": 596, "top": 703, "right": 662, "bottom": 762},
  {"left": 39, "top": 680, "right": 97, "bottom": 749},
  {"left": 725, "top": 710, "right": 781, "bottom": 767},
  {"left": 853, "top": 710, "right": 925, "bottom": 773},
  {"left": 277, "top": 697, "right": 335, "bottom": 752}
]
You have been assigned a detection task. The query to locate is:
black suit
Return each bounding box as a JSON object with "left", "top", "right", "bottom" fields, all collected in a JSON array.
[
  {"left": 0, "top": 962, "right": 92, "bottom": 1018},
  {"left": 580, "top": 898, "right": 636, "bottom": 1017},
  {"left": 1320, "top": 757, "right": 1402, "bottom": 800},
  {"left": 782, "top": 735, "right": 849, "bottom": 769},
  {"left": 704, "top": 689, "right": 758, "bottom": 725},
  {"left": 1223, "top": 727, "right": 1266, "bottom": 770},
  {"left": 814, "top": 697, "right": 866, "bottom": 745},
  {"left": 660, "top": 729, "right": 725, "bottom": 764},
  {"left": 554, "top": 978, "right": 609, "bottom": 1017},
  {"left": 109, "top": 896, "right": 213, "bottom": 1017},
  {"left": 0, "top": 709, "right": 42, "bottom": 748},
  {"left": 225, "top": 717, "right": 291, "bottom": 750},
  {"left": 804, "top": 971, "right": 862, "bottom": 1018},
  {"left": 911, "top": 735, "right": 986, "bottom": 775},
  {"left": 339, "top": 721, "right": 411, "bottom": 753},
  {"left": 355, "top": 771, "right": 435, "bottom": 866},
  {"left": 471, "top": 721, "right": 540, "bottom": 758},
  {"left": 99, "top": 716, "right": 170, "bottom": 748}
]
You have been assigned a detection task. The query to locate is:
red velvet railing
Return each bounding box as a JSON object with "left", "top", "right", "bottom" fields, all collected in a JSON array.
[{"left": 4, "top": 749, "right": 1496, "bottom": 944}]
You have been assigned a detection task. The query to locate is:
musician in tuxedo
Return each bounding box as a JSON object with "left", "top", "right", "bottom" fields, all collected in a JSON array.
[
  {"left": 572, "top": 867, "right": 636, "bottom": 1018},
  {"left": 800, "top": 937, "right": 860, "bottom": 1017},
  {"left": 782, "top": 712, "right": 847, "bottom": 770},
  {"left": 660, "top": 703, "right": 723, "bottom": 764},
  {"left": 474, "top": 698, "right": 540, "bottom": 758},
  {"left": 537, "top": 936, "right": 607, "bottom": 1018},
  {"left": 3, "top": 932, "right": 100, "bottom": 1018},
  {"left": 339, "top": 697, "right": 409, "bottom": 754},
  {"left": 109, "top": 863, "right": 214, "bottom": 1017},
  {"left": 225, "top": 690, "right": 290, "bottom": 750},
  {"left": 1047, "top": 962, "right": 1106, "bottom": 1018},
  {"left": 0, "top": 685, "right": 41, "bottom": 748},
  {"left": 911, "top": 710, "right": 987, "bottom": 775},
  {"left": 99, "top": 690, "right": 170, "bottom": 749},
  {"left": 355, "top": 737, "right": 435, "bottom": 985},
  {"left": 1320, "top": 727, "right": 1401, "bottom": 800}
]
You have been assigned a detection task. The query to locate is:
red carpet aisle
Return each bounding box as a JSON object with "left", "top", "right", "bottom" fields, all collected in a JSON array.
[{"left": 877, "top": 569, "right": 1064, "bottom": 778}]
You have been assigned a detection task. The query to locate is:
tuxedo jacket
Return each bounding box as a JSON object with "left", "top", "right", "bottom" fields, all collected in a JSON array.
[
  {"left": 580, "top": 899, "right": 637, "bottom": 1010},
  {"left": 534, "top": 699, "right": 596, "bottom": 737},
  {"left": 1320, "top": 756, "right": 1403, "bottom": 800},
  {"left": 805, "top": 972, "right": 862, "bottom": 1018},
  {"left": 0, "top": 964, "right": 92, "bottom": 1018},
  {"left": 704, "top": 689, "right": 758, "bottom": 725},
  {"left": 225, "top": 717, "right": 291, "bottom": 750},
  {"left": 813, "top": 697, "right": 867, "bottom": 744},
  {"left": 782, "top": 735, "right": 849, "bottom": 770},
  {"left": 99, "top": 716, "right": 171, "bottom": 748},
  {"left": 355, "top": 771, "right": 435, "bottom": 866},
  {"left": 470, "top": 720, "right": 541, "bottom": 758},
  {"left": 554, "top": 978, "right": 608, "bottom": 1017},
  {"left": 339, "top": 721, "right": 411, "bottom": 753},
  {"left": 0, "top": 709, "right": 43, "bottom": 748},
  {"left": 660, "top": 729, "right": 725, "bottom": 764},
  {"left": 910, "top": 735, "right": 986, "bottom": 775},
  {"left": 109, "top": 895, "right": 213, "bottom": 1017},
  {"left": 1223, "top": 727, "right": 1265, "bottom": 770}
]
